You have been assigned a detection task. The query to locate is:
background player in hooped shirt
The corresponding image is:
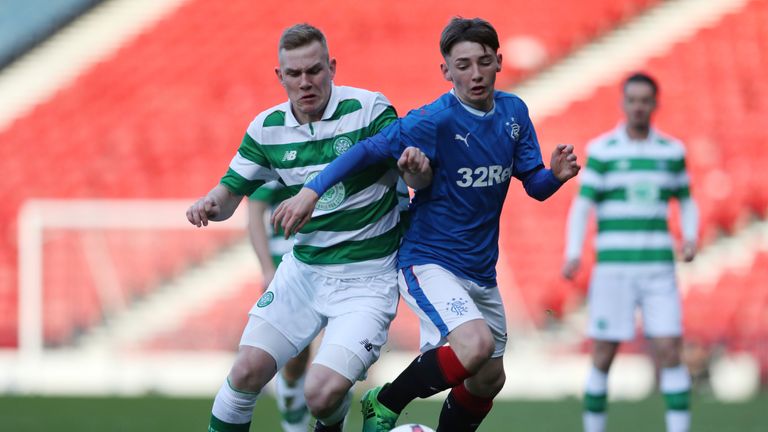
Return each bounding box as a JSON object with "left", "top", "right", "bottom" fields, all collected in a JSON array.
[
  {"left": 186, "top": 23, "right": 431, "bottom": 432},
  {"left": 272, "top": 17, "right": 581, "bottom": 432},
  {"left": 562, "top": 73, "right": 698, "bottom": 432}
]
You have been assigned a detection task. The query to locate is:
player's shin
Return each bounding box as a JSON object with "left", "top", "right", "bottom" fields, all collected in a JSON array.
[
  {"left": 661, "top": 365, "right": 691, "bottom": 432},
  {"left": 276, "top": 370, "right": 310, "bottom": 432},
  {"left": 209, "top": 378, "right": 261, "bottom": 432},
  {"left": 436, "top": 383, "right": 493, "bottom": 432},
  {"left": 379, "top": 346, "right": 471, "bottom": 414},
  {"left": 583, "top": 366, "right": 608, "bottom": 432},
  {"left": 313, "top": 388, "right": 353, "bottom": 432}
]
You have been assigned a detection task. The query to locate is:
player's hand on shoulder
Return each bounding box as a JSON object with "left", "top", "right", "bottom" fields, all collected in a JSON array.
[
  {"left": 551, "top": 144, "right": 581, "bottom": 182},
  {"left": 271, "top": 188, "right": 319, "bottom": 239},
  {"left": 186, "top": 196, "right": 220, "bottom": 227}
]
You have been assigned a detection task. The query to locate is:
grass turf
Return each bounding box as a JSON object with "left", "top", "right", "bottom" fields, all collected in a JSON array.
[{"left": 1, "top": 392, "right": 766, "bottom": 431}]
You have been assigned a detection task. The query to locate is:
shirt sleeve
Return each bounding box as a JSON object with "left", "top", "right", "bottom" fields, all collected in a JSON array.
[
  {"left": 369, "top": 92, "right": 398, "bottom": 135},
  {"left": 679, "top": 197, "right": 699, "bottom": 245},
  {"left": 676, "top": 150, "right": 698, "bottom": 244},
  {"left": 221, "top": 128, "right": 279, "bottom": 196},
  {"left": 306, "top": 108, "right": 438, "bottom": 195},
  {"left": 521, "top": 167, "right": 563, "bottom": 201},
  {"left": 511, "top": 99, "right": 545, "bottom": 179},
  {"left": 564, "top": 196, "right": 594, "bottom": 260}
]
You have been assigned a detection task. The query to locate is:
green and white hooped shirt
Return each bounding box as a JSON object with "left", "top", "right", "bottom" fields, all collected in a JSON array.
[
  {"left": 566, "top": 125, "right": 698, "bottom": 267},
  {"left": 222, "top": 85, "right": 400, "bottom": 276}
]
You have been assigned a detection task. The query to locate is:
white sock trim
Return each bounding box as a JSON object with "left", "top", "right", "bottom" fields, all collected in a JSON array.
[
  {"left": 211, "top": 379, "right": 261, "bottom": 424},
  {"left": 666, "top": 410, "right": 690, "bottom": 432},
  {"left": 585, "top": 366, "right": 609, "bottom": 395},
  {"left": 583, "top": 411, "right": 607, "bottom": 432},
  {"left": 660, "top": 365, "right": 691, "bottom": 394}
]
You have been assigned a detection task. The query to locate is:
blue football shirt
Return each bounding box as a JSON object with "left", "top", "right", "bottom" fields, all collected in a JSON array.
[{"left": 365, "top": 90, "right": 545, "bottom": 286}]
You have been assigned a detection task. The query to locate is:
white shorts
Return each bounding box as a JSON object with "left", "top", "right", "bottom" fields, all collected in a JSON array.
[
  {"left": 399, "top": 264, "right": 507, "bottom": 357},
  {"left": 240, "top": 254, "right": 399, "bottom": 381},
  {"left": 588, "top": 265, "right": 682, "bottom": 341}
]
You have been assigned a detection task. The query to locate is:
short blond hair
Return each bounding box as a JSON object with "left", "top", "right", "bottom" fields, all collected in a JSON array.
[{"left": 279, "top": 23, "right": 329, "bottom": 59}]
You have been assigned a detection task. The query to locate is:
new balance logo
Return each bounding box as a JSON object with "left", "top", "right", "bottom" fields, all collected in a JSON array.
[
  {"left": 454, "top": 132, "right": 470, "bottom": 147},
  {"left": 360, "top": 338, "right": 374, "bottom": 352},
  {"left": 282, "top": 150, "right": 297, "bottom": 161}
]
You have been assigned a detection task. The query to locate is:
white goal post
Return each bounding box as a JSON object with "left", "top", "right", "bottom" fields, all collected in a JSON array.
[{"left": 17, "top": 199, "right": 247, "bottom": 360}]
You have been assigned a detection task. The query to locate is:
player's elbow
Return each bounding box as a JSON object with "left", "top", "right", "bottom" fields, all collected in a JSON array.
[{"left": 525, "top": 188, "right": 551, "bottom": 202}]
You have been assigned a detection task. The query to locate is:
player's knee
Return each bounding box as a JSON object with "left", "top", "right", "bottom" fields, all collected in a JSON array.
[
  {"left": 304, "top": 381, "right": 347, "bottom": 418},
  {"left": 653, "top": 337, "right": 682, "bottom": 368},
  {"left": 467, "top": 360, "right": 506, "bottom": 398},
  {"left": 228, "top": 361, "right": 270, "bottom": 393},
  {"left": 489, "top": 367, "right": 506, "bottom": 395},
  {"left": 657, "top": 347, "right": 682, "bottom": 369},
  {"left": 460, "top": 332, "right": 495, "bottom": 372},
  {"left": 475, "top": 370, "right": 506, "bottom": 398},
  {"left": 592, "top": 341, "right": 619, "bottom": 372}
]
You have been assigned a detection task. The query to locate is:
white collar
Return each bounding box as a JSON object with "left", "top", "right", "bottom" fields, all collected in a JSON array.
[
  {"left": 617, "top": 123, "right": 657, "bottom": 143},
  {"left": 285, "top": 83, "right": 340, "bottom": 127},
  {"left": 451, "top": 89, "right": 495, "bottom": 117}
]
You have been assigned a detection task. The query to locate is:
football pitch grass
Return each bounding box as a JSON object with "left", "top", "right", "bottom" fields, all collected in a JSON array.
[{"left": 2, "top": 392, "right": 766, "bottom": 431}]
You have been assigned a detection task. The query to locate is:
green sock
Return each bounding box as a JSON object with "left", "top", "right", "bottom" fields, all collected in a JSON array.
[{"left": 209, "top": 414, "right": 251, "bottom": 432}]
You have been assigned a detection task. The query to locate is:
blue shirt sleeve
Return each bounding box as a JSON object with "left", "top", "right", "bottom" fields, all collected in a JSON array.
[
  {"left": 394, "top": 107, "right": 439, "bottom": 162},
  {"left": 521, "top": 167, "right": 563, "bottom": 201},
  {"left": 306, "top": 108, "right": 439, "bottom": 195},
  {"left": 512, "top": 99, "right": 544, "bottom": 179},
  {"left": 305, "top": 121, "right": 402, "bottom": 195}
]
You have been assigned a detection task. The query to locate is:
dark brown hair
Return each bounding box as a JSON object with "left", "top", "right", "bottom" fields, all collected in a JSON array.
[
  {"left": 624, "top": 72, "right": 659, "bottom": 96},
  {"left": 439, "top": 17, "right": 500, "bottom": 58}
]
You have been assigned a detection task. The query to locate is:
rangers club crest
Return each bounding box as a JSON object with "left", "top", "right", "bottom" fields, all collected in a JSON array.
[{"left": 505, "top": 117, "right": 520, "bottom": 141}]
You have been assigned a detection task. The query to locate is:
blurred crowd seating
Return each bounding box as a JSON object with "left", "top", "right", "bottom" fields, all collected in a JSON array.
[
  {"left": 0, "top": 0, "right": 657, "bottom": 347},
  {"left": 5, "top": 0, "right": 767, "bottom": 385},
  {"left": 507, "top": 0, "right": 768, "bottom": 377}
]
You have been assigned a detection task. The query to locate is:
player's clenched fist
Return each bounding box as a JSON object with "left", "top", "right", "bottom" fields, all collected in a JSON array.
[
  {"left": 186, "top": 196, "right": 220, "bottom": 227},
  {"left": 550, "top": 144, "right": 581, "bottom": 182},
  {"left": 398, "top": 146, "right": 432, "bottom": 190},
  {"left": 271, "top": 188, "right": 319, "bottom": 238},
  {"left": 398, "top": 146, "right": 429, "bottom": 175}
]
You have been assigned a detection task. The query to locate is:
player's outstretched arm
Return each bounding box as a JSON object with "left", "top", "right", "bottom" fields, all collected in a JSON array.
[
  {"left": 397, "top": 146, "right": 432, "bottom": 189},
  {"left": 562, "top": 196, "right": 592, "bottom": 280},
  {"left": 247, "top": 199, "right": 277, "bottom": 287},
  {"left": 271, "top": 188, "right": 319, "bottom": 238},
  {"left": 679, "top": 197, "right": 699, "bottom": 262},
  {"left": 186, "top": 183, "right": 244, "bottom": 227},
  {"left": 550, "top": 144, "right": 581, "bottom": 182}
]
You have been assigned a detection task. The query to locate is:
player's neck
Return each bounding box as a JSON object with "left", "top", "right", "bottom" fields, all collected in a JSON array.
[
  {"left": 291, "top": 106, "right": 325, "bottom": 125},
  {"left": 625, "top": 124, "right": 651, "bottom": 141},
  {"left": 452, "top": 90, "right": 495, "bottom": 115}
]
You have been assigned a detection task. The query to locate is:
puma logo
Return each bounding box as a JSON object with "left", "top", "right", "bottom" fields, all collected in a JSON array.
[{"left": 454, "top": 132, "right": 470, "bottom": 147}]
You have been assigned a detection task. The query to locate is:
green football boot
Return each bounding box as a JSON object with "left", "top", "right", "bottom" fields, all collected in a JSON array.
[{"left": 361, "top": 385, "right": 399, "bottom": 432}]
